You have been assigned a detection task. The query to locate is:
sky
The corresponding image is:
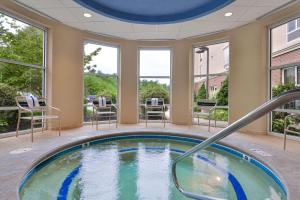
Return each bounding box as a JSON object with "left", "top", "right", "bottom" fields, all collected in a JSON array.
[
  {"left": 84, "top": 43, "right": 118, "bottom": 74},
  {"left": 84, "top": 43, "right": 171, "bottom": 85}
]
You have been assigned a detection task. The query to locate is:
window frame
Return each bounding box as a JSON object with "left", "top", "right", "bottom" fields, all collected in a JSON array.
[
  {"left": 137, "top": 47, "right": 172, "bottom": 122},
  {"left": 223, "top": 45, "right": 229, "bottom": 70},
  {"left": 82, "top": 40, "right": 120, "bottom": 124},
  {"left": 0, "top": 11, "right": 47, "bottom": 103},
  {"left": 281, "top": 66, "right": 299, "bottom": 86},
  {"left": 192, "top": 40, "right": 230, "bottom": 126},
  {"left": 286, "top": 18, "right": 300, "bottom": 42},
  {"left": 268, "top": 14, "right": 300, "bottom": 140},
  {"left": 0, "top": 10, "right": 47, "bottom": 135}
]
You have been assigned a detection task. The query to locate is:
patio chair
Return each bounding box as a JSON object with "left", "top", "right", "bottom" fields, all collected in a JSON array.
[
  {"left": 194, "top": 99, "right": 217, "bottom": 132},
  {"left": 15, "top": 95, "right": 61, "bottom": 142},
  {"left": 283, "top": 113, "right": 300, "bottom": 150},
  {"left": 92, "top": 96, "right": 118, "bottom": 130},
  {"left": 145, "top": 98, "right": 166, "bottom": 127}
]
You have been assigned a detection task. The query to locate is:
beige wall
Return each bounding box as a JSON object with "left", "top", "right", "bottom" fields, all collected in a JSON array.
[
  {"left": 50, "top": 24, "right": 84, "bottom": 129},
  {"left": 228, "top": 22, "right": 268, "bottom": 133},
  {"left": 1, "top": 0, "right": 300, "bottom": 133}
]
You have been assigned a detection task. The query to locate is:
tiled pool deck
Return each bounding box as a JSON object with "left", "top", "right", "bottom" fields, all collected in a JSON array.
[{"left": 0, "top": 124, "right": 299, "bottom": 200}]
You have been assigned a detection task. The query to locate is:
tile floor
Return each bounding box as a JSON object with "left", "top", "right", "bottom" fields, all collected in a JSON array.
[{"left": 0, "top": 123, "right": 299, "bottom": 200}]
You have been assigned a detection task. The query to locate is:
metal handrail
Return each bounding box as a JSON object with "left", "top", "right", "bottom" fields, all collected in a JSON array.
[{"left": 172, "top": 88, "right": 300, "bottom": 200}]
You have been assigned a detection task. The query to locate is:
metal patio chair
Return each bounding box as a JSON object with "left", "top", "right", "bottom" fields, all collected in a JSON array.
[
  {"left": 92, "top": 96, "right": 118, "bottom": 130},
  {"left": 15, "top": 96, "right": 61, "bottom": 142},
  {"left": 145, "top": 98, "right": 166, "bottom": 127},
  {"left": 194, "top": 99, "right": 217, "bottom": 132}
]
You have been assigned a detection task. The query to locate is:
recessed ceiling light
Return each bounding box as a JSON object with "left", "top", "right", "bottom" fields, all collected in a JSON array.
[
  {"left": 224, "top": 12, "right": 233, "bottom": 17},
  {"left": 84, "top": 13, "right": 92, "bottom": 18}
]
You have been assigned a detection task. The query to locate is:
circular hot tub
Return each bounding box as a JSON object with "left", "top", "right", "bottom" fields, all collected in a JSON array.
[{"left": 19, "top": 133, "right": 287, "bottom": 200}]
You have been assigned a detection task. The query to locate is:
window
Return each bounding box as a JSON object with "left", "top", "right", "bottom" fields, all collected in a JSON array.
[
  {"left": 0, "top": 12, "right": 46, "bottom": 134},
  {"left": 138, "top": 49, "right": 171, "bottom": 121},
  {"left": 287, "top": 18, "right": 300, "bottom": 42},
  {"left": 83, "top": 42, "right": 119, "bottom": 123},
  {"left": 223, "top": 45, "right": 229, "bottom": 70},
  {"left": 283, "top": 67, "right": 296, "bottom": 84},
  {"left": 210, "top": 86, "right": 217, "bottom": 91},
  {"left": 282, "top": 66, "right": 300, "bottom": 85},
  {"left": 193, "top": 42, "right": 229, "bottom": 126},
  {"left": 270, "top": 17, "right": 300, "bottom": 136}
]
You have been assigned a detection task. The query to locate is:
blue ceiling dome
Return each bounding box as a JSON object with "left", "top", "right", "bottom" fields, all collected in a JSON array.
[{"left": 74, "top": 0, "right": 235, "bottom": 24}]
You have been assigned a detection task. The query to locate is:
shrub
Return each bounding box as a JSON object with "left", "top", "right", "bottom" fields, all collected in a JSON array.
[
  {"left": 140, "top": 81, "right": 169, "bottom": 104},
  {"left": 0, "top": 83, "right": 17, "bottom": 106},
  {"left": 216, "top": 77, "right": 228, "bottom": 106},
  {"left": 211, "top": 109, "right": 228, "bottom": 121},
  {"left": 84, "top": 73, "right": 117, "bottom": 102},
  {"left": 0, "top": 83, "right": 18, "bottom": 132},
  {"left": 196, "top": 83, "right": 206, "bottom": 101},
  {"left": 272, "top": 82, "right": 295, "bottom": 97}
]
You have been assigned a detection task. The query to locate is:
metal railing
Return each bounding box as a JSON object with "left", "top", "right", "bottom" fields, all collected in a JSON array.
[{"left": 172, "top": 88, "right": 300, "bottom": 200}]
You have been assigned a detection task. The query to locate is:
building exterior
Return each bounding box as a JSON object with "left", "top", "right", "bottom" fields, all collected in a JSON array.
[
  {"left": 271, "top": 18, "right": 300, "bottom": 87},
  {"left": 193, "top": 42, "right": 229, "bottom": 99}
]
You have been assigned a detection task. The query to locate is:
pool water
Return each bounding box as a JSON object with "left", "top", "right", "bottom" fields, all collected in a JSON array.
[{"left": 19, "top": 135, "right": 286, "bottom": 200}]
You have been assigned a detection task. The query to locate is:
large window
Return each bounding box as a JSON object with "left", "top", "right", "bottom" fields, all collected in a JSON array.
[
  {"left": 138, "top": 49, "right": 171, "bottom": 121},
  {"left": 0, "top": 12, "right": 46, "bottom": 134},
  {"left": 269, "top": 17, "right": 300, "bottom": 136},
  {"left": 287, "top": 18, "right": 300, "bottom": 42},
  {"left": 83, "top": 42, "right": 119, "bottom": 122},
  {"left": 193, "top": 42, "right": 229, "bottom": 127}
]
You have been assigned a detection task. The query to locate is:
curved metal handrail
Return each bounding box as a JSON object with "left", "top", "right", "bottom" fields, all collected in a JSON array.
[{"left": 172, "top": 88, "right": 300, "bottom": 200}]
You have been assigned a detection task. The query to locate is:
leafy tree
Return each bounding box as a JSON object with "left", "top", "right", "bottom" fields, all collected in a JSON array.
[
  {"left": 272, "top": 82, "right": 296, "bottom": 97},
  {"left": 84, "top": 47, "right": 101, "bottom": 73},
  {"left": 0, "top": 83, "right": 18, "bottom": 131},
  {"left": 140, "top": 80, "right": 169, "bottom": 104},
  {"left": 196, "top": 83, "right": 206, "bottom": 101},
  {"left": 216, "top": 77, "right": 228, "bottom": 105},
  {"left": 0, "top": 14, "right": 43, "bottom": 96},
  {"left": 84, "top": 73, "right": 117, "bottom": 102}
]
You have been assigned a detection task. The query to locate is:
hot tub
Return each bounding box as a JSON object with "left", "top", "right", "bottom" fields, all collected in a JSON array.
[{"left": 19, "top": 132, "right": 287, "bottom": 200}]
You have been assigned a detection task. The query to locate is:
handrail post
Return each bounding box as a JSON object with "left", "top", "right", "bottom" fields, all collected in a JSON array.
[{"left": 172, "top": 88, "right": 300, "bottom": 200}]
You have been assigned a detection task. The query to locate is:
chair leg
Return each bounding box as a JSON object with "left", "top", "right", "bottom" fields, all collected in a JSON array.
[
  {"left": 109, "top": 114, "right": 111, "bottom": 126},
  {"left": 214, "top": 111, "right": 216, "bottom": 127},
  {"left": 208, "top": 116, "right": 211, "bottom": 132},
  {"left": 284, "top": 129, "right": 287, "bottom": 150},
  {"left": 96, "top": 115, "right": 99, "bottom": 130},
  {"left": 41, "top": 120, "right": 44, "bottom": 134},
  {"left": 16, "top": 112, "right": 21, "bottom": 137},
  {"left": 146, "top": 111, "right": 148, "bottom": 127},
  {"left": 31, "top": 120, "right": 34, "bottom": 142},
  {"left": 58, "top": 118, "right": 61, "bottom": 136},
  {"left": 115, "top": 113, "right": 118, "bottom": 128}
]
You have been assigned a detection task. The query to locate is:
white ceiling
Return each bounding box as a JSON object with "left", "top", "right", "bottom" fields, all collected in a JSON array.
[{"left": 15, "top": 0, "right": 297, "bottom": 40}]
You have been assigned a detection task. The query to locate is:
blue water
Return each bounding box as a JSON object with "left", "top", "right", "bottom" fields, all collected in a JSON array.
[{"left": 19, "top": 137, "right": 286, "bottom": 200}]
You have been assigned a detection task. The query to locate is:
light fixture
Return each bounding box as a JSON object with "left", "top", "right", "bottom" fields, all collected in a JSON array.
[
  {"left": 216, "top": 176, "right": 221, "bottom": 182},
  {"left": 83, "top": 13, "right": 92, "bottom": 18},
  {"left": 224, "top": 12, "right": 233, "bottom": 17}
]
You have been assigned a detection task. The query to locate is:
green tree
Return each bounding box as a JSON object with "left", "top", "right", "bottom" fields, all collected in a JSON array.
[
  {"left": 272, "top": 82, "right": 296, "bottom": 97},
  {"left": 139, "top": 80, "right": 169, "bottom": 104},
  {"left": 216, "top": 77, "right": 228, "bottom": 105},
  {"left": 84, "top": 47, "right": 101, "bottom": 73},
  {"left": 0, "top": 14, "right": 44, "bottom": 96},
  {"left": 196, "top": 83, "right": 206, "bottom": 101},
  {"left": 84, "top": 73, "right": 117, "bottom": 102}
]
